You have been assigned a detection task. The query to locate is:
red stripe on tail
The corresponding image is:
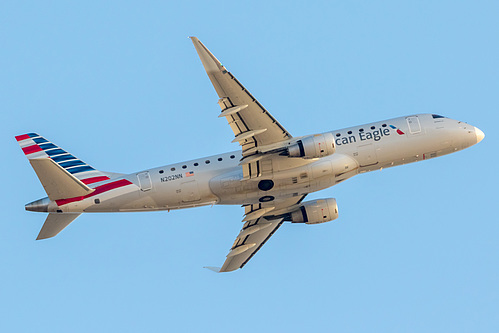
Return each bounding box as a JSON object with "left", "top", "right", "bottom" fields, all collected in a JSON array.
[
  {"left": 81, "top": 176, "right": 110, "bottom": 185},
  {"left": 56, "top": 179, "right": 133, "bottom": 206},
  {"left": 15, "top": 134, "right": 31, "bottom": 141},
  {"left": 22, "top": 145, "right": 42, "bottom": 155}
]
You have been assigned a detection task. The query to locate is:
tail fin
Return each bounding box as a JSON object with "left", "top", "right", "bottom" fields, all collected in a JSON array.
[
  {"left": 16, "top": 133, "right": 113, "bottom": 199},
  {"left": 37, "top": 213, "right": 81, "bottom": 240},
  {"left": 28, "top": 158, "right": 94, "bottom": 201}
]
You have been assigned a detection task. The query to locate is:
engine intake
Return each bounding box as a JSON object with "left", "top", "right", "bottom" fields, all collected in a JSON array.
[
  {"left": 288, "top": 133, "right": 336, "bottom": 159},
  {"left": 291, "top": 198, "right": 339, "bottom": 225}
]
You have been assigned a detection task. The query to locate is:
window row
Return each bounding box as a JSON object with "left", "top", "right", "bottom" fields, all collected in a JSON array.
[
  {"left": 335, "top": 124, "right": 388, "bottom": 137},
  {"left": 158, "top": 155, "right": 237, "bottom": 173}
]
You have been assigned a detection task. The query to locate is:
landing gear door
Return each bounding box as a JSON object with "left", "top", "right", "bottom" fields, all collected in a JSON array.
[
  {"left": 406, "top": 116, "right": 422, "bottom": 134},
  {"left": 181, "top": 180, "right": 201, "bottom": 202},
  {"left": 355, "top": 143, "right": 378, "bottom": 168}
]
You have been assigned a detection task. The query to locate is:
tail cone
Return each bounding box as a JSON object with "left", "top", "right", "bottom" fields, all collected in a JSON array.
[{"left": 25, "top": 198, "right": 50, "bottom": 212}]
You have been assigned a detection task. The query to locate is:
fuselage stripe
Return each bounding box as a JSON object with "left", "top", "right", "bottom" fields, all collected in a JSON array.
[{"left": 56, "top": 179, "right": 133, "bottom": 206}]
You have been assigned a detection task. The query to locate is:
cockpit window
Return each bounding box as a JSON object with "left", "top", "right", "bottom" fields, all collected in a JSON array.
[{"left": 432, "top": 114, "right": 445, "bottom": 119}]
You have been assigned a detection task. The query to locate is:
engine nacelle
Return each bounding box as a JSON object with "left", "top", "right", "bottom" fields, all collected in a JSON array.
[
  {"left": 288, "top": 133, "right": 336, "bottom": 159},
  {"left": 290, "top": 198, "right": 339, "bottom": 225}
]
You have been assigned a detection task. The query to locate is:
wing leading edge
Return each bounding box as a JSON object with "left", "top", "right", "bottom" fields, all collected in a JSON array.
[{"left": 190, "top": 37, "right": 292, "bottom": 154}]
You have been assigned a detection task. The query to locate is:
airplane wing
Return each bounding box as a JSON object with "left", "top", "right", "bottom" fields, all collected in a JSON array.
[
  {"left": 190, "top": 37, "right": 292, "bottom": 155},
  {"left": 215, "top": 195, "right": 307, "bottom": 272}
]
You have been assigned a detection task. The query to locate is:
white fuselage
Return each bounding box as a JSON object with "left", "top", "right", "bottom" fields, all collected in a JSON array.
[{"left": 37, "top": 114, "right": 480, "bottom": 214}]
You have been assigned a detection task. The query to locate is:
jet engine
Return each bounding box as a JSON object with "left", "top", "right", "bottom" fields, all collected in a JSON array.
[
  {"left": 290, "top": 198, "right": 339, "bottom": 224},
  {"left": 287, "top": 133, "right": 336, "bottom": 159}
]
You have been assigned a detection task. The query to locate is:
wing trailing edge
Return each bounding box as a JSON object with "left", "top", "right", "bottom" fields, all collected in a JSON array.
[{"left": 189, "top": 37, "right": 292, "bottom": 151}]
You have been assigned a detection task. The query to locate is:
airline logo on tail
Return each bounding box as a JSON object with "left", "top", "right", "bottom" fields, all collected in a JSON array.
[
  {"left": 16, "top": 133, "right": 135, "bottom": 207},
  {"left": 16, "top": 133, "right": 110, "bottom": 185}
]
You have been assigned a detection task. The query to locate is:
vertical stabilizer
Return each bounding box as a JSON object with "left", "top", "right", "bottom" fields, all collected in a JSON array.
[
  {"left": 29, "top": 158, "right": 94, "bottom": 201},
  {"left": 15, "top": 133, "right": 112, "bottom": 185}
]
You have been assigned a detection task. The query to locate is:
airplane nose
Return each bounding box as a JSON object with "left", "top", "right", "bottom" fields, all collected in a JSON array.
[{"left": 474, "top": 127, "right": 485, "bottom": 143}]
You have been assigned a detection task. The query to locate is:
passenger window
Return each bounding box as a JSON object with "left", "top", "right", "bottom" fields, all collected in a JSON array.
[
  {"left": 159, "top": 170, "right": 164, "bottom": 174},
  {"left": 230, "top": 155, "right": 235, "bottom": 159},
  {"left": 336, "top": 133, "right": 340, "bottom": 137},
  {"left": 359, "top": 129, "right": 364, "bottom": 132},
  {"left": 371, "top": 126, "right": 375, "bottom": 130},
  {"left": 347, "top": 131, "right": 352, "bottom": 135},
  {"left": 382, "top": 124, "right": 387, "bottom": 127},
  {"left": 182, "top": 165, "right": 187, "bottom": 169},
  {"left": 218, "top": 157, "right": 223, "bottom": 161},
  {"left": 205, "top": 160, "right": 210, "bottom": 164},
  {"left": 194, "top": 163, "right": 199, "bottom": 166}
]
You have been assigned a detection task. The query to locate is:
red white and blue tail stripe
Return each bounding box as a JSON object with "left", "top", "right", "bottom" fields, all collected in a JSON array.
[{"left": 15, "top": 133, "right": 111, "bottom": 185}]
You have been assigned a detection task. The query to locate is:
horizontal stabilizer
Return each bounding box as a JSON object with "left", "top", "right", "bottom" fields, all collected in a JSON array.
[
  {"left": 29, "top": 158, "right": 94, "bottom": 201},
  {"left": 37, "top": 213, "right": 81, "bottom": 240},
  {"left": 203, "top": 266, "right": 221, "bottom": 273}
]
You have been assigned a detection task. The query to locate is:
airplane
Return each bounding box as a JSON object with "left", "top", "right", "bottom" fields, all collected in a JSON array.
[{"left": 16, "top": 37, "right": 484, "bottom": 272}]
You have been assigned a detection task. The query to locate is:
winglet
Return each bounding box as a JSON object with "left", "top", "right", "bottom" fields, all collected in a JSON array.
[
  {"left": 189, "top": 37, "right": 225, "bottom": 74},
  {"left": 203, "top": 266, "right": 221, "bottom": 273}
]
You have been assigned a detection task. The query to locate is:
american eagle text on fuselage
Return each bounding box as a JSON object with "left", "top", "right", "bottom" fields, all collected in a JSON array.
[{"left": 335, "top": 127, "right": 391, "bottom": 146}]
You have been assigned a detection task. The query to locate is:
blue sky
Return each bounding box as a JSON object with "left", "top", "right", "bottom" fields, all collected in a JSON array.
[{"left": 2, "top": 1, "right": 498, "bottom": 332}]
